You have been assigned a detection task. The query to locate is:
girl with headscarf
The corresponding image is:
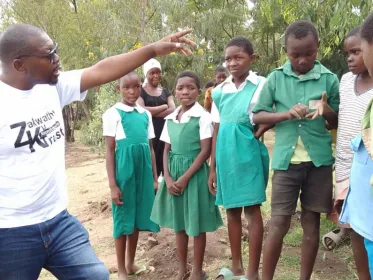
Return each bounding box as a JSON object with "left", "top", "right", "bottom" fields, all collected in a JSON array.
[{"left": 137, "top": 59, "right": 175, "bottom": 178}]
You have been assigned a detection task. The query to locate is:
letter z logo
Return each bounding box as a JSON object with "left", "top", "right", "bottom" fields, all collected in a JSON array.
[{"left": 10, "top": 121, "right": 49, "bottom": 153}]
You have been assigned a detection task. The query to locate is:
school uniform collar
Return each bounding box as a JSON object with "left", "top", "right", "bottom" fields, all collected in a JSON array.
[
  {"left": 279, "top": 60, "right": 332, "bottom": 81},
  {"left": 165, "top": 102, "right": 205, "bottom": 120},
  {"left": 219, "top": 71, "right": 260, "bottom": 88},
  {"left": 114, "top": 102, "right": 145, "bottom": 113}
]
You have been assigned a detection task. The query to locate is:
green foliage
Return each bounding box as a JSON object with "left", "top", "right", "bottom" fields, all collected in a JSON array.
[
  {"left": 251, "top": 0, "right": 373, "bottom": 76},
  {"left": 80, "top": 83, "right": 119, "bottom": 146},
  {"left": 2, "top": 0, "right": 373, "bottom": 144}
]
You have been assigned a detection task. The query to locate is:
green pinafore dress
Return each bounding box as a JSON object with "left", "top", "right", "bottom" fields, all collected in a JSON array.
[
  {"left": 112, "top": 108, "right": 160, "bottom": 238},
  {"left": 151, "top": 117, "right": 223, "bottom": 236},
  {"left": 213, "top": 81, "right": 269, "bottom": 209}
]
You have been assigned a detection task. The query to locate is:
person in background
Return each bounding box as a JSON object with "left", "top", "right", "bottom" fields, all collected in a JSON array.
[
  {"left": 340, "top": 12, "right": 373, "bottom": 279},
  {"left": 323, "top": 25, "right": 372, "bottom": 280},
  {"left": 204, "top": 80, "right": 214, "bottom": 90},
  {"left": 137, "top": 58, "right": 175, "bottom": 179},
  {"left": 203, "top": 65, "right": 228, "bottom": 112}
]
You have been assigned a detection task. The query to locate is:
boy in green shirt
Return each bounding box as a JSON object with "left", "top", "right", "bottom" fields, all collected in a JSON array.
[{"left": 253, "top": 20, "right": 339, "bottom": 280}]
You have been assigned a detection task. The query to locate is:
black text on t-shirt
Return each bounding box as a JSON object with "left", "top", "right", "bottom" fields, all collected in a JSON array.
[{"left": 10, "top": 110, "right": 65, "bottom": 153}]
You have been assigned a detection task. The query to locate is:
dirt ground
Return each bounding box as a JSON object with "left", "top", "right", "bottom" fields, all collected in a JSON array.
[{"left": 40, "top": 132, "right": 356, "bottom": 280}]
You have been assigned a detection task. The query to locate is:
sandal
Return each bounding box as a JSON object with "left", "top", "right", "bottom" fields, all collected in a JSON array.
[
  {"left": 322, "top": 228, "right": 348, "bottom": 250},
  {"left": 129, "top": 265, "right": 155, "bottom": 276},
  {"left": 216, "top": 268, "right": 245, "bottom": 280},
  {"left": 216, "top": 268, "right": 234, "bottom": 280}
]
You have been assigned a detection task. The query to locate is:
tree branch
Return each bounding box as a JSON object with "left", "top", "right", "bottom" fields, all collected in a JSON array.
[
  {"left": 193, "top": 0, "right": 201, "bottom": 12},
  {"left": 71, "top": 0, "right": 78, "bottom": 14},
  {"left": 145, "top": 8, "right": 157, "bottom": 25},
  {"left": 222, "top": 23, "right": 232, "bottom": 38}
]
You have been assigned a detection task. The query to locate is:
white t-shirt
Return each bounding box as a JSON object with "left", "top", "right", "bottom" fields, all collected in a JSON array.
[
  {"left": 102, "top": 102, "right": 155, "bottom": 139},
  {"left": 210, "top": 71, "right": 266, "bottom": 124},
  {"left": 335, "top": 72, "right": 373, "bottom": 183},
  {"left": 0, "top": 70, "right": 87, "bottom": 228},
  {"left": 160, "top": 103, "right": 213, "bottom": 143}
]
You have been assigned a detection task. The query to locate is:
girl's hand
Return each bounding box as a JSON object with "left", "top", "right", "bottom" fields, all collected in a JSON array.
[
  {"left": 110, "top": 186, "right": 123, "bottom": 206},
  {"left": 154, "top": 180, "right": 159, "bottom": 192},
  {"left": 208, "top": 169, "right": 217, "bottom": 196},
  {"left": 174, "top": 176, "right": 189, "bottom": 194},
  {"left": 165, "top": 176, "right": 180, "bottom": 196}
]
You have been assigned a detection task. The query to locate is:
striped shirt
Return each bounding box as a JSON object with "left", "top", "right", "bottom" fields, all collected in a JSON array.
[{"left": 335, "top": 72, "right": 373, "bottom": 182}]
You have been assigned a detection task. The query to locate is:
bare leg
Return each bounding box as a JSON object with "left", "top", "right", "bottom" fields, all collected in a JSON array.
[
  {"left": 115, "top": 235, "right": 128, "bottom": 280},
  {"left": 262, "top": 215, "right": 291, "bottom": 280},
  {"left": 244, "top": 205, "right": 263, "bottom": 280},
  {"left": 300, "top": 209, "right": 320, "bottom": 280},
  {"left": 217, "top": 207, "right": 244, "bottom": 280},
  {"left": 176, "top": 231, "right": 189, "bottom": 280},
  {"left": 190, "top": 233, "right": 206, "bottom": 280},
  {"left": 125, "top": 228, "right": 142, "bottom": 274},
  {"left": 351, "top": 229, "right": 371, "bottom": 280}
]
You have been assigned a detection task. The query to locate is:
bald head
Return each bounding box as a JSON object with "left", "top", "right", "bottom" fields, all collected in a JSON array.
[
  {"left": 119, "top": 71, "right": 139, "bottom": 84},
  {"left": 0, "top": 24, "right": 45, "bottom": 65}
]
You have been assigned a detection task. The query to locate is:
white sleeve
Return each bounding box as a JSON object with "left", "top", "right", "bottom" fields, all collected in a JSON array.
[
  {"left": 211, "top": 102, "right": 220, "bottom": 123},
  {"left": 160, "top": 120, "right": 170, "bottom": 144},
  {"left": 56, "top": 70, "right": 88, "bottom": 108},
  {"left": 102, "top": 108, "right": 119, "bottom": 137},
  {"left": 248, "top": 77, "right": 266, "bottom": 125},
  {"left": 146, "top": 111, "right": 155, "bottom": 139},
  {"left": 199, "top": 112, "right": 214, "bottom": 140},
  {"left": 338, "top": 73, "right": 350, "bottom": 113}
]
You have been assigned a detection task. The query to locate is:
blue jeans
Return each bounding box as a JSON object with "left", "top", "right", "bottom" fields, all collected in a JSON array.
[{"left": 0, "top": 210, "right": 109, "bottom": 280}]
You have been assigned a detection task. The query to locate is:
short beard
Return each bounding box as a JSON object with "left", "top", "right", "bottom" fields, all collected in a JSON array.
[{"left": 48, "top": 77, "right": 59, "bottom": 85}]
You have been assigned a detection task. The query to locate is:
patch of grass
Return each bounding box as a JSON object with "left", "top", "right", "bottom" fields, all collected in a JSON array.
[
  {"left": 319, "top": 215, "right": 337, "bottom": 237},
  {"left": 275, "top": 273, "right": 300, "bottom": 280},
  {"left": 282, "top": 215, "right": 338, "bottom": 248},
  {"left": 284, "top": 225, "right": 303, "bottom": 247},
  {"left": 280, "top": 255, "right": 301, "bottom": 269},
  {"left": 333, "top": 244, "right": 357, "bottom": 279}
]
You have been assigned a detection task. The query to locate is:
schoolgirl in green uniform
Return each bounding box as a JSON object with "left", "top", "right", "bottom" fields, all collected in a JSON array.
[
  {"left": 103, "top": 72, "right": 159, "bottom": 280},
  {"left": 151, "top": 71, "right": 222, "bottom": 280},
  {"left": 209, "top": 36, "right": 269, "bottom": 280}
]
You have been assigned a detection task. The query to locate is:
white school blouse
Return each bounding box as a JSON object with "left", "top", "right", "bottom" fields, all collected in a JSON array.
[
  {"left": 160, "top": 103, "right": 213, "bottom": 144},
  {"left": 102, "top": 102, "right": 155, "bottom": 139}
]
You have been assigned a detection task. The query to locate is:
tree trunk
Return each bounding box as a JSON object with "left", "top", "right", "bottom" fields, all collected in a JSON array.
[
  {"left": 81, "top": 101, "right": 91, "bottom": 121},
  {"left": 272, "top": 31, "right": 277, "bottom": 63},
  {"left": 266, "top": 32, "right": 269, "bottom": 56},
  {"left": 140, "top": 0, "right": 148, "bottom": 45},
  {"left": 63, "top": 105, "right": 75, "bottom": 142}
]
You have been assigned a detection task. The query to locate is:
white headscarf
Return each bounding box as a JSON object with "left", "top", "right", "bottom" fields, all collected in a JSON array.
[{"left": 142, "top": 58, "right": 161, "bottom": 85}]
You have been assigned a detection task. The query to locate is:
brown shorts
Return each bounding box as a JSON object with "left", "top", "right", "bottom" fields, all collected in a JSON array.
[{"left": 271, "top": 162, "right": 333, "bottom": 216}]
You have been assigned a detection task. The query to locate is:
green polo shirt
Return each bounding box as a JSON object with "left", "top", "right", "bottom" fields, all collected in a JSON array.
[{"left": 253, "top": 60, "right": 339, "bottom": 170}]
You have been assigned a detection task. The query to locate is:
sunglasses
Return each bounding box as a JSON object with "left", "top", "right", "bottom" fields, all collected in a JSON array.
[{"left": 17, "top": 43, "right": 59, "bottom": 63}]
